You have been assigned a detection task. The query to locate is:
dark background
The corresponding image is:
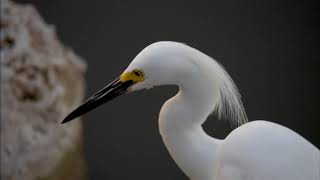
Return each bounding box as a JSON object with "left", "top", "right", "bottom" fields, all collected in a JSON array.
[{"left": 15, "top": 0, "right": 319, "bottom": 179}]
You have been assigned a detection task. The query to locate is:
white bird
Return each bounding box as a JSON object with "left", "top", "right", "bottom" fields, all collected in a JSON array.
[{"left": 62, "top": 41, "right": 320, "bottom": 180}]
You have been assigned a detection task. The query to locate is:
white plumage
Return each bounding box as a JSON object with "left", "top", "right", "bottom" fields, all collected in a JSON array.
[
  {"left": 127, "top": 42, "right": 320, "bottom": 180},
  {"left": 63, "top": 41, "right": 320, "bottom": 180}
]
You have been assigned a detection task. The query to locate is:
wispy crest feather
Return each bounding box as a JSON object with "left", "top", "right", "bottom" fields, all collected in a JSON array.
[
  {"left": 181, "top": 42, "right": 248, "bottom": 126},
  {"left": 212, "top": 61, "right": 248, "bottom": 126}
]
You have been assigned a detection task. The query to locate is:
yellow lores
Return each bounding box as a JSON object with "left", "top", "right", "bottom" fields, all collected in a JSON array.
[{"left": 120, "top": 69, "right": 144, "bottom": 83}]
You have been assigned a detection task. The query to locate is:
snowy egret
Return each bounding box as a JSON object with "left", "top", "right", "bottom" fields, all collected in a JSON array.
[{"left": 62, "top": 41, "right": 320, "bottom": 180}]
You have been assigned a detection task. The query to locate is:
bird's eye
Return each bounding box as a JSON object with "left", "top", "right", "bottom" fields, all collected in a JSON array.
[{"left": 133, "top": 70, "right": 143, "bottom": 77}]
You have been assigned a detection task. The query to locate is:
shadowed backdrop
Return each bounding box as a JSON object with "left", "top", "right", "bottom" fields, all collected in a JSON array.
[{"left": 15, "top": 0, "right": 319, "bottom": 179}]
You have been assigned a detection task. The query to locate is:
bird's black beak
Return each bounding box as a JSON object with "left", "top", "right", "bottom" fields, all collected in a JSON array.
[{"left": 61, "top": 77, "right": 134, "bottom": 124}]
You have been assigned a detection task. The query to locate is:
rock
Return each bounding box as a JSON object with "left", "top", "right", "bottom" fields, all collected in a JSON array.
[{"left": 0, "top": 0, "right": 87, "bottom": 179}]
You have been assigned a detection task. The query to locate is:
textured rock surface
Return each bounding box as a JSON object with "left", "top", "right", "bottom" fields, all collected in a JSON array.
[{"left": 0, "top": 0, "right": 87, "bottom": 179}]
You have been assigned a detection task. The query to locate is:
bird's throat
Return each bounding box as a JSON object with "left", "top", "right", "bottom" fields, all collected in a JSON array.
[{"left": 159, "top": 90, "right": 221, "bottom": 180}]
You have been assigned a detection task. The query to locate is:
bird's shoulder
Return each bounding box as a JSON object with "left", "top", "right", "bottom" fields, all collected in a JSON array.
[{"left": 215, "top": 120, "right": 320, "bottom": 180}]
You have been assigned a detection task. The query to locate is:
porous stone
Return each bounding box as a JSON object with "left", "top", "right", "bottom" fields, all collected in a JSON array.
[{"left": 0, "top": 0, "right": 87, "bottom": 179}]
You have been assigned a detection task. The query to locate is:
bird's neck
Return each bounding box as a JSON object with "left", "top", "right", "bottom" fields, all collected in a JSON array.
[{"left": 159, "top": 77, "right": 221, "bottom": 180}]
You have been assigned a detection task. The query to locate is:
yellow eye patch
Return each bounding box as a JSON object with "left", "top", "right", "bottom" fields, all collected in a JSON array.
[{"left": 120, "top": 69, "right": 144, "bottom": 83}]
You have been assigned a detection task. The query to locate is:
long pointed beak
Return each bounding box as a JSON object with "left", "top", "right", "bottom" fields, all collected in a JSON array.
[{"left": 61, "top": 77, "right": 134, "bottom": 124}]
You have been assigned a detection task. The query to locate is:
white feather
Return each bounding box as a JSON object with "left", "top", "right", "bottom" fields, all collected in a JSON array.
[{"left": 122, "top": 41, "right": 319, "bottom": 180}]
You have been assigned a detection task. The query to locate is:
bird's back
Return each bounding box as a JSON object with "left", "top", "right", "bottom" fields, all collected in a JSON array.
[{"left": 215, "top": 120, "right": 320, "bottom": 180}]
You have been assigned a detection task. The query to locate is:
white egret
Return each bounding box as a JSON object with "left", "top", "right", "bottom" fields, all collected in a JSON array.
[{"left": 62, "top": 41, "right": 320, "bottom": 180}]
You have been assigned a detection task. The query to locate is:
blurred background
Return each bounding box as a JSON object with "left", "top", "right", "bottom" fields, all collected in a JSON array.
[{"left": 3, "top": 0, "right": 320, "bottom": 179}]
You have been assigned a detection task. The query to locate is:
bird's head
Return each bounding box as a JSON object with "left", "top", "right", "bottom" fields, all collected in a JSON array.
[
  {"left": 62, "top": 41, "right": 195, "bottom": 124},
  {"left": 123, "top": 41, "right": 197, "bottom": 91},
  {"left": 62, "top": 41, "right": 247, "bottom": 126}
]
